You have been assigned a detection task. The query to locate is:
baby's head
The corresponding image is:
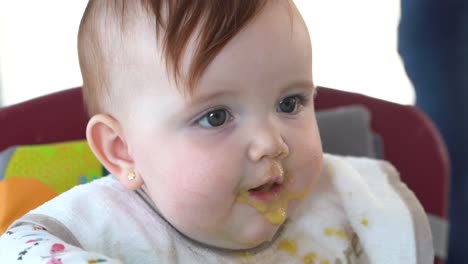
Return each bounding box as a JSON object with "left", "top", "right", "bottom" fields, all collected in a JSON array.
[{"left": 79, "top": 0, "right": 323, "bottom": 250}]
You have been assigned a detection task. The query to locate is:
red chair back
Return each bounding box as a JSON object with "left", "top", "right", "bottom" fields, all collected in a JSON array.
[
  {"left": 315, "top": 87, "right": 449, "bottom": 264},
  {"left": 0, "top": 86, "right": 449, "bottom": 263}
]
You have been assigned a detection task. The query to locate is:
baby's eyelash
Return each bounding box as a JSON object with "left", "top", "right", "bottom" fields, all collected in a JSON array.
[
  {"left": 286, "top": 93, "right": 312, "bottom": 107},
  {"left": 191, "top": 106, "right": 234, "bottom": 128},
  {"left": 276, "top": 92, "right": 313, "bottom": 115},
  {"left": 295, "top": 93, "right": 311, "bottom": 105}
]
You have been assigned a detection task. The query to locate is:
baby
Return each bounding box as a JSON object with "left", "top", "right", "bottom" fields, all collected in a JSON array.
[{"left": 0, "top": 0, "right": 433, "bottom": 263}]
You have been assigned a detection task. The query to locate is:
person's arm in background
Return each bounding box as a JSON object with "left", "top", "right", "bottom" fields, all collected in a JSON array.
[{"left": 398, "top": 1, "right": 468, "bottom": 263}]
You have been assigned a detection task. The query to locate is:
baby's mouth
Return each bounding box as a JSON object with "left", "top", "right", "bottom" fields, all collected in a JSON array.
[
  {"left": 240, "top": 179, "right": 288, "bottom": 225},
  {"left": 248, "top": 182, "right": 282, "bottom": 201}
]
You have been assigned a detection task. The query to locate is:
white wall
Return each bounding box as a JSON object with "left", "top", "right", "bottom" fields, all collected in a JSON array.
[
  {"left": 294, "top": 0, "right": 415, "bottom": 104},
  {"left": 0, "top": 0, "right": 415, "bottom": 106},
  {"left": 0, "top": 0, "right": 88, "bottom": 106}
]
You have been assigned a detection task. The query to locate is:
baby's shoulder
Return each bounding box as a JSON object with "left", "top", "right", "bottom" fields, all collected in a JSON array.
[
  {"left": 30, "top": 175, "right": 134, "bottom": 216},
  {"left": 10, "top": 176, "right": 179, "bottom": 262},
  {"left": 33, "top": 175, "right": 124, "bottom": 210}
]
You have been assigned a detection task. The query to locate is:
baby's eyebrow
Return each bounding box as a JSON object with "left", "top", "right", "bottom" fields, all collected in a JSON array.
[
  {"left": 284, "top": 80, "right": 315, "bottom": 91},
  {"left": 186, "top": 89, "right": 239, "bottom": 105},
  {"left": 187, "top": 79, "right": 315, "bottom": 104},
  {"left": 280, "top": 79, "right": 316, "bottom": 98}
]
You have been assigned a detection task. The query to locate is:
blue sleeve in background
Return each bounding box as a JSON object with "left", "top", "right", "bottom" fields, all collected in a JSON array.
[{"left": 398, "top": 0, "right": 468, "bottom": 262}]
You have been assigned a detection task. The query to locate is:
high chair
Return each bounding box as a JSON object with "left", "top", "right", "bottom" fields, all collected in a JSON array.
[{"left": 0, "top": 87, "right": 449, "bottom": 263}]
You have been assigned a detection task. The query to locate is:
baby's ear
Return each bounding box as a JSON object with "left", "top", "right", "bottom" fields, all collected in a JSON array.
[{"left": 86, "top": 114, "right": 144, "bottom": 190}]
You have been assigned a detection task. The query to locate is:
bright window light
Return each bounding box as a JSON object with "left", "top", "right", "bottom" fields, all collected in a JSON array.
[
  {"left": 294, "top": 0, "right": 415, "bottom": 105},
  {"left": 0, "top": 1, "right": 415, "bottom": 106}
]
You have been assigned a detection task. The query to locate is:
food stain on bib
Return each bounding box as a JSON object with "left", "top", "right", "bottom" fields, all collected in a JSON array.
[
  {"left": 361, "top": 218, "right": 369, "bottom": 227},
  {"left": 302, "top": 252, "right": 317, "bottom": 264},
  {"left": 324, "top": 228, "right": 349, "bottom": 240},
  {"left": 277, "top": 239, "right": 297, "bottom": 255}
]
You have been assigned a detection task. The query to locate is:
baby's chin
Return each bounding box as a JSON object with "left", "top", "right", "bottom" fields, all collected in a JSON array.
[
  {"left": 240, "top": 220, "right": 282, "bottom": 249},
  {"left": 221, "top": 202, "right": 304, "bottom": 250},
  {"left": 172, "top": 204, "right": 299, "bottom": 250},
  {"left": 184, "top": 214, "right": 283, "bottom": 250},
  {"left": 222, "top": 213, "right": 286, "bottom": 250},
  {"left": 209, "top": 225, "right": 281, "bottom": 251}
]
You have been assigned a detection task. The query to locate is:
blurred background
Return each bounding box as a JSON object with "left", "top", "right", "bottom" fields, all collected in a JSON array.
[
  {"left": 0, "top": 0, "right": 414, "bottom": 106},
  {"left": 0, "top": 0, "right": 466, "bottom": 262}
]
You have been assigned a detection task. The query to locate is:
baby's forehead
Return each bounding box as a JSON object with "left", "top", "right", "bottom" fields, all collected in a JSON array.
[
  {"left": 100, "top": 2, "right": 201, "bottom": 82},
  {"left": 88, "top": 0, "right": 302, "bottom": 101},
  {"left": 95, "top": 3, "right": 161, "bottom": 64}
]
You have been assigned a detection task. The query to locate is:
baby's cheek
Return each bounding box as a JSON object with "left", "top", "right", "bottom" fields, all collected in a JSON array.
[
  {"left": 165, "top": 146, "right": 239, "bottom": 207},
  {"left": 288, "top": 133, "right": 323, "bottom": 189},
  {"left": 159, "top": 148, "right": 240, "bottom": 233}
]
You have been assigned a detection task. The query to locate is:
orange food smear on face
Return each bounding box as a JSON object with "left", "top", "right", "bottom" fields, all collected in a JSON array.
[{"left": 236, "top": 171, "right": 311, "bottom": 225}]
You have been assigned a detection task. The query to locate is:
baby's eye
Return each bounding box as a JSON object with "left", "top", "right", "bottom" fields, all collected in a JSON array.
[
  {"left": 197, "top": 109, "right": 231, "bottom": 128},
  {"left": 277, "top": 95, "right": 306, "bottom": 114}
]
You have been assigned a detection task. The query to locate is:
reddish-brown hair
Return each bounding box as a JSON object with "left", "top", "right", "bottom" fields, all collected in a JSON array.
[{"left": 78, "top": 0, "right": 267, "bottom": 116}]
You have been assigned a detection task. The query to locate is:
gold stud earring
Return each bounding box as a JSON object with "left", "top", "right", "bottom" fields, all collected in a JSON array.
[{"left": 128, "top": 171, "right": 136, "bottom": 181}]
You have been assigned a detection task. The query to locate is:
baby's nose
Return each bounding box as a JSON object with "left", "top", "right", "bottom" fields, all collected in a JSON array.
[{"left": 247, "top": 122, "right": 289, "bottom": 162}]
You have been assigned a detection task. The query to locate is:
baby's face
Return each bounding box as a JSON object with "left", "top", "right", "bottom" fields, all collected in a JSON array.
[{"left": 119, "top": 1, "right": 322, "bottom": 249}]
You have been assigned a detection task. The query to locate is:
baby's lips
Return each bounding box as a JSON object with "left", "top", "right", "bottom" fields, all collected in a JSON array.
[
  {"left": 248, "top": 172, "right": 282, "bottom": 193},
  {"left": 248, "top": 182, "right": 282, "bottom": 201},
  {"left": 245, "top": 161, "right": 287, "bottom": 194}
]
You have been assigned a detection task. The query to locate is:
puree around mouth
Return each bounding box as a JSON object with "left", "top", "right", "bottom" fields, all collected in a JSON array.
[{"left": 236, "top": 178, "right": 311, "bottom": 225}]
